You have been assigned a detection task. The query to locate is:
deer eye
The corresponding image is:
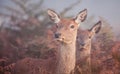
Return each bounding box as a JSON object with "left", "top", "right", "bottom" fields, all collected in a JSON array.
[
  {"left": 89, "top": 36, "right": 91, "bottom": 39},
  {"left": 70, "top": 25, "right": 74, "bottom": 29},
  {"left": 56, "top": 25, "right": 58, "bottom": 28}
]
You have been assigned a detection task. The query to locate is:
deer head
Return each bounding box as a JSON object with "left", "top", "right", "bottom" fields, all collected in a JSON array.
[
  {"left": 77, "top": 21, "right": 102, "bottom": 50},
  {"left": 47, "top": 9, "right": 87, "bottom": 44}
]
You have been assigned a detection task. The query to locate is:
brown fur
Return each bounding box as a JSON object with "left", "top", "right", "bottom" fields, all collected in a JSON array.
[
  {"left": 75, "top": 29, "right": 92, "bottom": 74},
  {"left": 75, "top": 21, "right": 101, "bottom": 74},
  {"left": 14, "top": 9, "right": 87, "bottom": 74}
]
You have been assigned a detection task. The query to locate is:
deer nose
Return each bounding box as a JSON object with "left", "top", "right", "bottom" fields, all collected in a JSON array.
[
  {"left": 55, "top": 33, "right": 61, "bottom": 38},
  {"left": 80, "top": 43, "right": 85, "bottom": 46}
]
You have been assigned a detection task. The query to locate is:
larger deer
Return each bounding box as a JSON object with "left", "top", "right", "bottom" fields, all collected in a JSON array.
[
  {"left": 14, "top": 9, "right": 87, "bottom": 74},
  {"left": 75, "top": 21, "right": 102, "bottom": 74}
]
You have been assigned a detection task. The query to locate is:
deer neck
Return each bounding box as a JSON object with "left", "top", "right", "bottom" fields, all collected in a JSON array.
[
  {"left": 77, "top": 41, "right": 91, "bottom": 63},
  {"left": 57, "top": 40, "right": 76, "bottom": 74},
  {"left": 86, "top": 42, "right": 91, "bottom": 52}
]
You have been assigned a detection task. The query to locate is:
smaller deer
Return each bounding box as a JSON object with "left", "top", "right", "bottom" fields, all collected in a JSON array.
[{"left": 75, "top": 21, "right": 102, "bottom": 74}]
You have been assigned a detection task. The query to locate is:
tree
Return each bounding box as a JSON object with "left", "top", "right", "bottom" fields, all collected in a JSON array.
[
  {"left": 0, "top": 0, "right": 44, "bottom": 19},
  {"left": 95, "top": 16, "right": 115, "bottom": 50}
]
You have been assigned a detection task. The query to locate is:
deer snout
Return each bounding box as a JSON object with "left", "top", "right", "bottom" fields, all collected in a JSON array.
[
  {"left": 80, "top": 43, "right": 85, "bottom": 46},
  {"left": 55, "top": 33, "right": 61, "bottom": 38}
]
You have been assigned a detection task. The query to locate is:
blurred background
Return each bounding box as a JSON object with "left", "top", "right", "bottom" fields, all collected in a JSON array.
[{"left": 0, "top": 0, "right": 120, "bottom": 74}]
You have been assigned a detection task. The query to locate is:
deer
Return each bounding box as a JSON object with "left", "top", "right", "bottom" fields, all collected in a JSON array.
[
  {"left": 14, "top": 9, "right": 87, "bottom": 74},
  {"left": 75, "top": 21, "right": 102, "bottom": 74}
]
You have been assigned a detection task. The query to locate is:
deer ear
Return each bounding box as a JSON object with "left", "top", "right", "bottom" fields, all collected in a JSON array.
[
  {"left": 89, "top": 21, "right": 102, "bottom": 35},
  {"left": 47, "top": 9, "right": 60, "bottom": 23},
  {"left": 75, "top": 9, "right": 87, "bottom": 24}
]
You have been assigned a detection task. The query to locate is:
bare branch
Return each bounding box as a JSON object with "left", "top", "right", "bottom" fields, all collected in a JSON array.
[
  {"left": 0, "top": 12, "right": 11, "bottom": 17},
  {"left": 0, "top": 12, "right": 23, "bottom": 20},
  {"left": 10, "top": 0, "right": 28, "bottom": 13},
  {"left": 1, "top": 0, "right": 45, "bottom": 18},
  {"left": 34, "top": 10, "right": 45, "bottom": 17},
  {"left": 20, "top": 0, "right": 28, "bottom": 4},
  {"left": 30, "top": 0, "right": 44, "bottom": 11},
  {"left": 60, "top": 0, "right": 81, "bottom": 17},
  {"left": 0, "top": 5, "right": 24, "bottom": 16}
]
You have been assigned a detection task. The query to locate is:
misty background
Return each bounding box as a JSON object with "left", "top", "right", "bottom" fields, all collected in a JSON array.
[
  {"left": 0, "top": 0, "right": 120, "bottom": 34},
  {"left": 0, "top": 0, "right": 120, "bottom": 74}
]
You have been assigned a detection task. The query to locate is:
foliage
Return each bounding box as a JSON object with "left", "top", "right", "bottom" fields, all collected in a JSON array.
[
  {"left": 0, "top": 0, "right": 120, "bottom": 74},
  {"left": 95, "top": 17, "right": 115, "bottom": 51}
]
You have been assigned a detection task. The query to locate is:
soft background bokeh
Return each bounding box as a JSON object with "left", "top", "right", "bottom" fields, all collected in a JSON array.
[
  {"left": 0, "top": 0, "right": 120, "bottom": 34},
  {"left": 0, "top": 0, "right": 120, "bottom": 74}
]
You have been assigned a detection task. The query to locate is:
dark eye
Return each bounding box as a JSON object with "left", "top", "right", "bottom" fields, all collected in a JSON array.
[
  {"left": 56, "top": 25, "right": 58, "bottom": 28},
  {"left": 70, "top": 25, "right": 74, "bottom": 28},
  {"left": 89, "top": 36, "right": 91, "bottom": 39}
]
